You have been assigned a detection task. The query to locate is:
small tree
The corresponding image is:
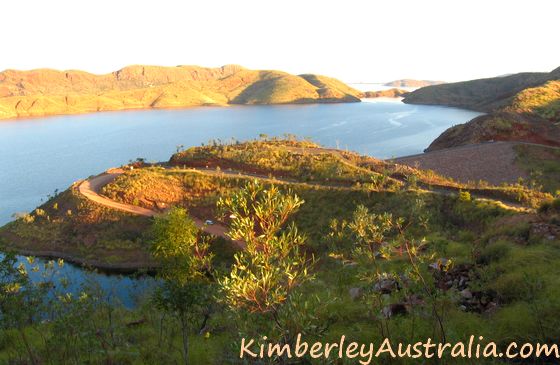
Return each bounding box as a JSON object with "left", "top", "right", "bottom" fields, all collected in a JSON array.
[
  {"left": 459, "top": 190, "right": 472, "bottom": 202},
  {"left": 258, "top": 133, "right": 269, "bottom": 141},
  {"left": 331, "top": 204, "right": 448, "bottom": 343},
  {"left": 0, "top": 254, "right": 46, "bottom": 364},
  {"left": 329, "top": 205, "right": 401, "bottom": 338},
  {"left": 150, "top": 207, "right": 214, "bottom": 365},
  {"left": 217, "top": 181, "right": 314, "bottom": 343}
]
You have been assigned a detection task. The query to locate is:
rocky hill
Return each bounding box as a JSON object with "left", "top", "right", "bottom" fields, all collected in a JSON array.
[
  {"left": 425, "top": 80, "right": 560, "bottom": 151},
  {"left": 0, "top": 65, "right": 362, "bottom": 119},
  {"left": 403, "top": 66, "right": 560, "bottom": 112},
  {"left": 505, "top": 80, "right": 560, "bottom": 120},
  {"left": 384, "top": 79, "right": 444, "bottom": 88}
]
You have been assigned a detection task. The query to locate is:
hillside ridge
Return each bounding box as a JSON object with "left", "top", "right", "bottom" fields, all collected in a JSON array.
[
  {"left": 403, "top": 67, "right": 560, "bottom": 112},
  {"left": 424, "top": 80, "right": 560, "bottom": 152},
  {"left": 0, "top": 64, "right": 362, "bottom": 119}
]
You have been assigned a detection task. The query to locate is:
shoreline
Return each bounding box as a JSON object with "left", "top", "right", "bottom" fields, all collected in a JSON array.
[
  {"left": 3, "top": 247, "right": 159, "bottom": 275},
  {"left": 0, "top": 98, "right": 362, "bottom": 122},
  {"left": 0, "top": 141, "right": 546, "bottom": 273}
]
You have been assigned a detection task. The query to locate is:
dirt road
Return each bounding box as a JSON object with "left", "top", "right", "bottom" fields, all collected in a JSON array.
[
  {"left": 78, "top": 170, "right": 235, "bottom": 242},
  {"left": 79, "top": 170, "right": 155, "bottom": 217},
  {"left": 78, "top": 144, "right": 531, "bottom": 233}
]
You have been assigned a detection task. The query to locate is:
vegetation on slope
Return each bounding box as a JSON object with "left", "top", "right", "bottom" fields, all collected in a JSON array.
[
  {"left": 168, "top": 138, "right": 551, "bottom": 207},
  {"left": 426, "top": 112, "right": 560, "bottom": 151},
  {"left": 169, "top": 139, "right": 389, "bottom": 185},
  {"left": 423, "top": 74, "right": 560, "bottom": 152},
  {"left": 403, "top": 66, "right": 560, "bottom": 112},
  {"left": 1, "top": 158, "right": 559, "bottom": 363},
  {"left": 1, "top": 138, "right": 552, "bottom": 272},
  {"left": 514, "top": 144, "right": 560, "bottom": 194},
  {"left": 0, "top": 65, "right": 362, "bottom": 119},
  {"left": 0, "top": 185, "right": 154, "bottom": 269},
  {"left": 507, "top": 80, "right": 560, "bottom": 121}
]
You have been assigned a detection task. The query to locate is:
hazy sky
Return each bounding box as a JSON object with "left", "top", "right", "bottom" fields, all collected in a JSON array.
[{"left": 2, "top": 0, "right": 559, "bottom": 82}]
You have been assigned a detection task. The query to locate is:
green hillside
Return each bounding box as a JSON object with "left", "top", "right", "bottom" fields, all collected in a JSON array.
[
  {"left": 403, "top": 67, "right": 560, "bottom": 112},
  {"left": 425, "top": 112, "right": 560, "bottom": 152},
  {"left": 0, "top": 138, "right": 558, "bottom": 363},
  {"left": 507, "top": 80, "right": 560, "bottom": 121},
  {"left": 420, "top": 68, "right": 560, "bottom": 152}
]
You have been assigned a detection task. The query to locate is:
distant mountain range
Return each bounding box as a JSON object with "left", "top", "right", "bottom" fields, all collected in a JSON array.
[
  {"left": 402, "top": 67, "right": 560, "bottom": 151},
  {"left": 384, "top": 79, "right": 445, "bottom": 88},
  {"left": 0, "top": 65, "right": 362, "bottom": 119}
]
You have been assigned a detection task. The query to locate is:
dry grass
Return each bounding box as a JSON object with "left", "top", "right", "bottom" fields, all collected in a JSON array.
[{"left": 0, "top": 65, "right": 362, "bottom": 119}]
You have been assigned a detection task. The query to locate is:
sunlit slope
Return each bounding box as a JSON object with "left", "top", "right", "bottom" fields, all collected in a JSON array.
[
  {"left": 403, "top": 66, "right": 560, "bottom": 112},
  {"left": 506, "top": 80, "right": 560, "bottom": 121},
  {"left": 426, "top": 80, "right": 560, "bottom": 151},
  {"left": 0, "top": 65, "right": 362, "bottom": 119}
]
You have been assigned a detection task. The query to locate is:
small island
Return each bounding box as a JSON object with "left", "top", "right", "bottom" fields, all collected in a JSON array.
[
  {"left": 384, "top": 79, "right": 445, "bottom": 88},
  {"left": 362, "top": 88, "right": 409, "bottom": 98}
]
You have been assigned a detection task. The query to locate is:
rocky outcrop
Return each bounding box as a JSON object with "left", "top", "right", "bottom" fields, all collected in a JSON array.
[
  {"left": 425, "top": 112, "right": 560, "bottom": 152},
  {"left": 0, "top": 65, "right": 362, "bottom": 120}
]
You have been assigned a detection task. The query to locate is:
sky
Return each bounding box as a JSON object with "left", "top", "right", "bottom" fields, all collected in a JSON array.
[{"left": 1, "top": 0, "right": 559, "bottom": 83}]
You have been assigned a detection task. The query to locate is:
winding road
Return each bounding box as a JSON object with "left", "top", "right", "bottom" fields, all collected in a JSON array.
[
  {"left": 78, "top": 162, "right": 528, "bottom": 244},
  {"left": 78, "top": 169, "right": 234, "bottom": 241},
  {"left": 79, "top": 170, "right": 155, "bottom": 217},
  {"left": 77, "top": 144, "right": 534, "bottom": 244}
]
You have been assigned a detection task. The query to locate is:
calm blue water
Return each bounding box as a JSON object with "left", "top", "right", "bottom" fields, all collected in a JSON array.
[
  {"left": 0, "top": 100, "right": 482, "bottom": 224},
  {"left": 0, "top": 100, "right": 482, "bottom": 304}
]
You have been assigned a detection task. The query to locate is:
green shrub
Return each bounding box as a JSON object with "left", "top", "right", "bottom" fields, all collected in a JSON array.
[
  {"left": 459, "top": 190, "right": 471, "bottom": 202},
  {"left": 538, "top": 198, "right": 560, "bottom": 214},
  {"left": 491, "top": 271, "right": 535, "bottom": 302},
  {"left": 477, "top": 241, "right": 511, "bottom": 265}
]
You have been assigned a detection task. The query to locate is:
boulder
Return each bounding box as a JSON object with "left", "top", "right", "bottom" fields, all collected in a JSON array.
[
  {"left": 373, "top": 278, "right": 399, "bottom": 294},
  {"left": 460, "top": 289, "right": 473, "bottom": 299},
  {"left": 349, "top": 287, "right": 363, "bottom": 301},
  {"left": 382, "top": 303, "right": 408, "bottom": 318}
]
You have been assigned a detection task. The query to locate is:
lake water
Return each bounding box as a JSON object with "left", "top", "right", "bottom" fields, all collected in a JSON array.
[{"left": 0, "top": 100, "right": 482, "bottom": 305}]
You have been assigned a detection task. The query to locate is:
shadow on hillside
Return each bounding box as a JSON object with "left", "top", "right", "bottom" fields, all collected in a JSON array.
[{"left": 230, "top": 76, "right": 282, "bottom": 104}]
